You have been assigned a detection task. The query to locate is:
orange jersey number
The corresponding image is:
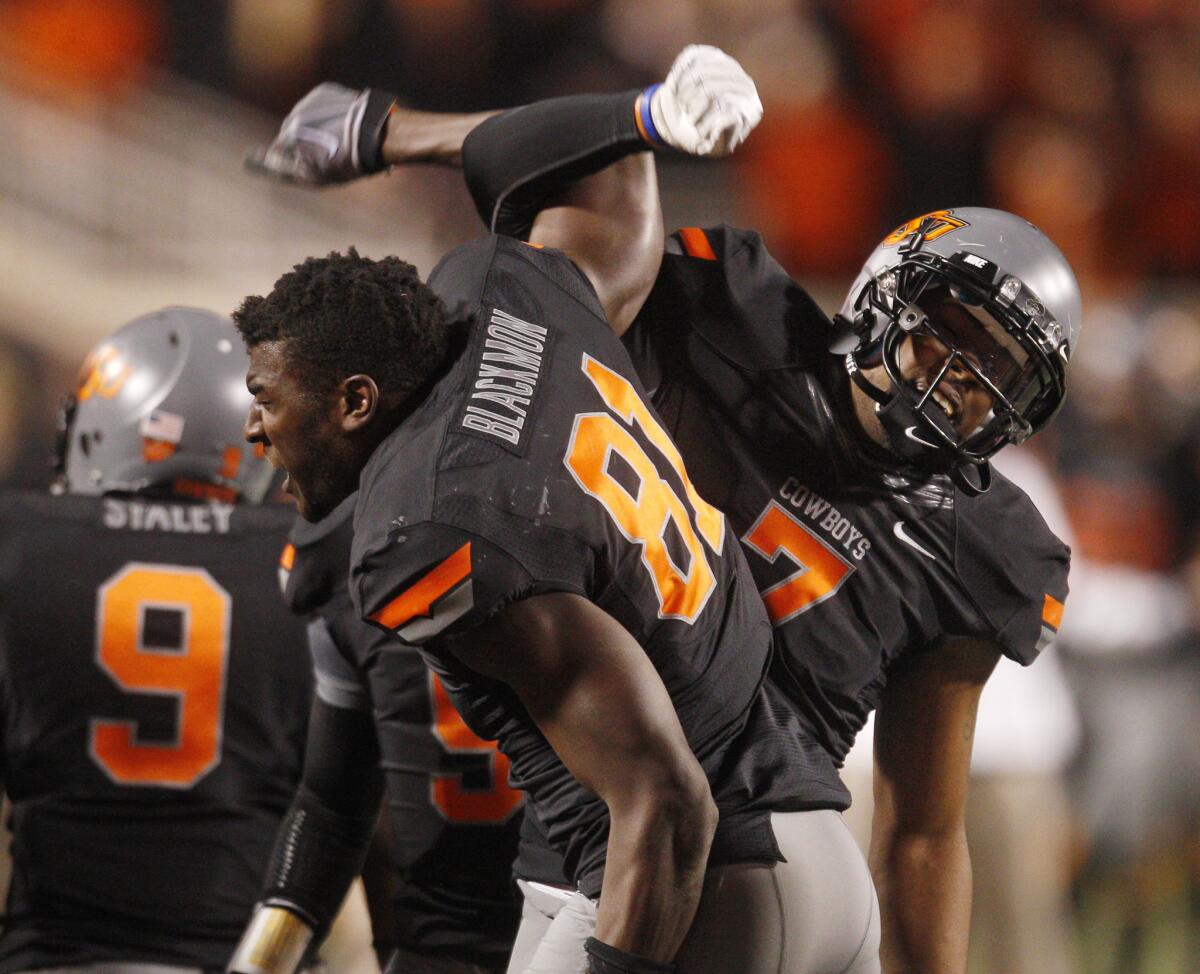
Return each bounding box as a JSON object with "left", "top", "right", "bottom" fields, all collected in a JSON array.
[
  {"left": 742, "top": 501, "right": 854, "bottom": 624},
  {"left": 90, "top": 563, "right": 231, "bottom": 788},
  {"left": 565, "top": 354, "right": 725, "bottom": 623},
  {"left": 429, "top": 672, "right": 523, "bottom": 824}
]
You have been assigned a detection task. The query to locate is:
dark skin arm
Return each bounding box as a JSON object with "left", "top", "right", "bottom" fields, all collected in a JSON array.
[
  {"left": 446, "top": 592, "right": 718, "bottom": 963},
  {"left": 870, "top": 637, "right": 1001, "bottom": 974},
  {"left": 527, "top": 154, "right": 663, "bottom": 337},
  {"left": 379, "top": 108, "right": 498, "bottom": 167}
]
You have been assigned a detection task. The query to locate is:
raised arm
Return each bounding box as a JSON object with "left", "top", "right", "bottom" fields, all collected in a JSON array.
[
  {"left": 245, "top": 84, "right": 497, "bottom": 179},
  {"left": 457, "top": 90, "right": 669, "bottom": 334},
  {"left": 245, "top": 46, "right": 762, "bottom": 335},
  {"left": 448, "top": 592, "right": 718, "bottom": 970},
  {"left": 870, "top": 636, "right": 1001, "bottom": 974}
]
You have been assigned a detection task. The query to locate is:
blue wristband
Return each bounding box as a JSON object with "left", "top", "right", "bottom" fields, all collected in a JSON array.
[{"left": 637, "top": 83, "right": 665, "bottom": 147}]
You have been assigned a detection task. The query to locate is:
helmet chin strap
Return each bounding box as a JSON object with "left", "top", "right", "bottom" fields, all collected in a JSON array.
[
  {"left": 845, "top": 353, "right": 992, "bottom": 494},
  {"left": 950, "top": 459, "right": 991, "bottom": 495}
]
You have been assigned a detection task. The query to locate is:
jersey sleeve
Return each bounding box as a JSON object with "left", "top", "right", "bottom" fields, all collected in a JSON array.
[
  {"left": 428, "top": 236, "right": 497, "bottom": 328},
  {"left": 280, "top": 494, "right": 357, "bottom": 616},
  {"left": 957, "top": 480, "right": 1071, "bottom": 665},
  {"left": 306, "top": 613, "right": 371, "bottom": 712},
  {"left": 628, "top": 226, "right": 834, "bottom": 382},
  {"left": 352, "top": 518, "right": 573, "bottom": 649},
  {"left": 430, "top": 234, "right": 606, "bottom": 331}
]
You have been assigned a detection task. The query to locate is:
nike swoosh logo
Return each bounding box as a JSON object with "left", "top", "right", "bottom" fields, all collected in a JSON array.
[
  {"left": 904, "top": 425, "right": 940, "bottom": 449},
  {"left": 893, "top": 521, "right": 937, "bottom": 560}
]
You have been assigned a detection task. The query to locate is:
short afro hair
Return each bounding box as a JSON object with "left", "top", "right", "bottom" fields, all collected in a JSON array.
[{"left": 233, "top": 248, "right": 451, "bottom": 405}]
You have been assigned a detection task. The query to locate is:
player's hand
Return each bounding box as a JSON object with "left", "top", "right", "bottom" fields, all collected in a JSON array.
[
  {"left": 521, "top": 891, "right": 597, "bottom": 974},
  {"left": 646, "top": 44, "right": 763, "bottom": 158},
  {"left": 245, "top": 82, "right": 397, "bottom": 186}
]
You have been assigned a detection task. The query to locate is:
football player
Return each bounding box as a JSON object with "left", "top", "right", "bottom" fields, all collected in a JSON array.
[
  {"left": 0, "top": 308, "right": 368, "bottom": 973},
  {"left": 227, "top": 47, "right": 881, "bottom": 974},
  {"left": 247, "top": 48, "right": 1075, "bottom": 974},
  {"left": 279, "top": 492, "right": 526, "bottom": 974}
]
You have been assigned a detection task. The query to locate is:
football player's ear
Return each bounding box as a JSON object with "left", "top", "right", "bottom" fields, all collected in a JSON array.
[{"left": 339, "top": 374, "right": 381, "bottom": 432}]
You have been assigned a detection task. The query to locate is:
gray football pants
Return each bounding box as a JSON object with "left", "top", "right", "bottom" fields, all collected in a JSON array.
[{"left": 508, "top": 810, "right": 880, "bottom": 974}]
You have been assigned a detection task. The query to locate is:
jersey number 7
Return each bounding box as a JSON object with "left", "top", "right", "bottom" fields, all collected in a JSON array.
[
  {"left": 564, "top": 354, "right": 726, "bottom": 624},
  {"left": 742, "top": 501, "right": 854, "bottom": 624}
]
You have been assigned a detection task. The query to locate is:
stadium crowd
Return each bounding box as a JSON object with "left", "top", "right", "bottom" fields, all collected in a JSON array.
[{"left": 0, "top": 2, "right": 1197, "bottom": 973}]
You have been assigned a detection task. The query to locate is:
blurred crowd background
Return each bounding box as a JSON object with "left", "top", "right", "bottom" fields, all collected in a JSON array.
[{"left": 1, "top": 1, "right": 1198, "bottom": 972}]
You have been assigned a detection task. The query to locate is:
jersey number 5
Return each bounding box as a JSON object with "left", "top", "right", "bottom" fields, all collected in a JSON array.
[
  {"left": 429, "top": 672, "right": 523, "bottom": 824},
  {"left": 565, "top": 354, "right": 725, "bottom": 623},
  {"left": 90, "top": 563, "right": 231, "bottom": 788}
]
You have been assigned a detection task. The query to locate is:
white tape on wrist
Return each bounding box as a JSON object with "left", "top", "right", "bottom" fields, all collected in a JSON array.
[{"left": 227, "top": 904, "right": 314, "bottom": 974}]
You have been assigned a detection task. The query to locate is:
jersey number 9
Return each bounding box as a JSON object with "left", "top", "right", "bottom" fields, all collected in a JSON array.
[{"left": 90, "top": 563, "right": 231, "bottom": 788}]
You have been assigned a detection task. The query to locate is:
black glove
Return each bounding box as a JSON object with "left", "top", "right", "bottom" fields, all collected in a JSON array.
[
  {"left": 585, "top": 937, "right": 678, "bottom": 974},
  {"left": 245, "top": 82, "right": 397, "bottom": 185}
]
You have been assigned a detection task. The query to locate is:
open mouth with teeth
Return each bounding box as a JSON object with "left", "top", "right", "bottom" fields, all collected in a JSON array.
[
  {"left": 913, "top": 379, "right": 963, "bottom": 426},
  {"left": 930, "top": 387, "right": 960, "bottom": 422}
]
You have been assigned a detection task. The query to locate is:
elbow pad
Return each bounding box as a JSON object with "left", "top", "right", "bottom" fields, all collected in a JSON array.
[{"left": 461, "top": 90, "right": 647, "bottom": 239}]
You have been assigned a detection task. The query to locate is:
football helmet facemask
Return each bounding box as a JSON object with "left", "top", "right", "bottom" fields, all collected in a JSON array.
[
  {"left": 831, "top": 207, "right": 1080, "bottom": 494},
  {"left": 54, "top": 307, "right": 275, "bottom": 503}
]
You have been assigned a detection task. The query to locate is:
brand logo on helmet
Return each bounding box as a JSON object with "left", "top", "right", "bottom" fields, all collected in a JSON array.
[
  {"left": 882, "top": 210, "right": 969, "bottom": 247},
  {"left": 76, "top": 346, "right": 132, "bottom": 401}
]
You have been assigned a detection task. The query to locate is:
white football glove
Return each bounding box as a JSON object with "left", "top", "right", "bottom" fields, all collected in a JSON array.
[
  {"left": 521, "top": 890, "right": 597, "bottom": 974},
  {"left": 647, "top": 44, "right": 763, "bottom": 158},
  {"left": 245, "top": 82, "right": 397, "bottom": 186}
]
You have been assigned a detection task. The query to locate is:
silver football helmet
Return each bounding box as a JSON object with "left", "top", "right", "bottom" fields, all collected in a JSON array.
[
  {"left": 832, "top": 207, "right": 1080, "bottom": 493},
  {"left": 55, "top": 307, "right": 275, "bottom": 503}
]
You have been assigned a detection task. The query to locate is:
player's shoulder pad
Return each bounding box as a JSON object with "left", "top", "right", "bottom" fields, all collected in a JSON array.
[
  {"left": 658, "top": 225, "right": 833, "bottom": 372},
  {"left": 350, "top": 516, "right": 535, "bottom": 647},
  {"left": 955, "top": 469, "right": 1070, "bottom": 665},
  {"left": 430, "top": 233, "right": 605, "bottom": 329},
  {"left": 428, "top": 234, "right": 501, "bottom": 325},
  {"left": 0, "top": 488, "right": 71, "bottom": 527},
  {"left": 0, "top": 489, "right": 66, "bottom": 588},
  {"left": 280, "top": 491, "right": 356, "bottom": 615}
]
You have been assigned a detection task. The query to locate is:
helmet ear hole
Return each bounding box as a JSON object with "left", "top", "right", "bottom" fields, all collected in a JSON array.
[
  {"left": 78, "top": 433, "right": 91, "bottom": 458},
  {"left": 169, "top": 331, "right": 180, "bottom": 347}
]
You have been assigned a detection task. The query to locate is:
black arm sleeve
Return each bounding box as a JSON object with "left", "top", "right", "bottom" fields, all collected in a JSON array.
[
  {"left": 461, "top": 90, "right": 649, "bottom": 239},
  {"left": 259, "top": 696, "right": 384, "bottom": 935}
]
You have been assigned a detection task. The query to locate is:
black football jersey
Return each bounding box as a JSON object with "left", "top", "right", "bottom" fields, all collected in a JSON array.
[
  {"left": 0, "top": 491, "right": 312, "bottom": 972},
  {"left": 623, "top": 226, "right": 1071, "bottom": 806},
  {"left": 279, "top": 494, "right": 522, "bottom": 965},
  {"left": 351, "top": 235, "right": 809, "bottom": 898}
]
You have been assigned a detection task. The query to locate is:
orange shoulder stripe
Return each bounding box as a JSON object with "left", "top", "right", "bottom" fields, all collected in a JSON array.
[
  {"left": 1042, "top": 593, "right": 1065, "bottom": 630},
  {"left": 369, "top": 543, "right": 472, "bottom": 631},
  {"left": 279, "top": 543, "right": 295, "bottom": 571},
  {"left": 677, "top": 227, "right": 717, "bottom": 261}
]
